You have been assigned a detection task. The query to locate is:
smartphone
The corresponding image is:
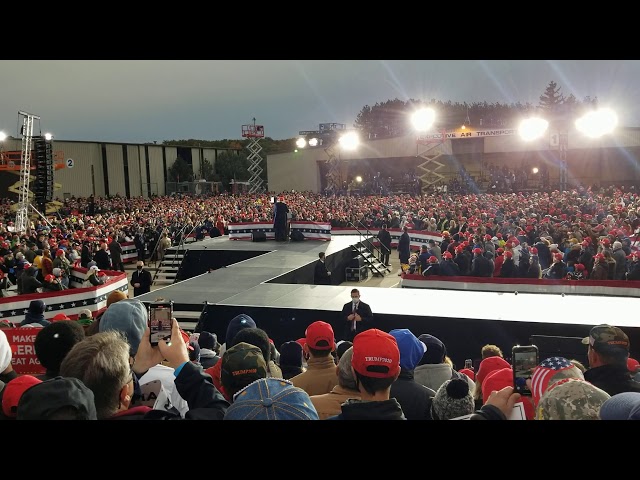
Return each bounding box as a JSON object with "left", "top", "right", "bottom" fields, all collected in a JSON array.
[
  {"left": 512, "top": 345, "right": 539, "bottom": 396},
  {"left": 464, "top": 359, "right": 473, "bottom": 370},
  {"left": 149, "top": 301, "right": 173, "bottom": 346},
  {"left": 270, "top": 196, "right": 275, "bottom": 204}
]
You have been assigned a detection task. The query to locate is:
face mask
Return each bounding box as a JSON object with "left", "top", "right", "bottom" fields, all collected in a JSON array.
[
  {"left": 352, "top": 297, "right": 359, "bottom": 303},
  {"left": 137, "top": 266, "right": 143, "bottom": 270}
]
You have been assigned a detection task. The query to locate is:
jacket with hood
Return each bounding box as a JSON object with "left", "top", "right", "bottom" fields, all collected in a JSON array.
[
  {"left": 414, "top": 363, "right": 474, "bottom": 394},
  {"left": 205, "top": 314, "right": 257, "bottom": 401}
]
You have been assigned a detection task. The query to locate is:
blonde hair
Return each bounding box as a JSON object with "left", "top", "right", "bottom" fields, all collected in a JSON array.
[{"left": 481, "top": 344, "right": 503, "bottom": 359}]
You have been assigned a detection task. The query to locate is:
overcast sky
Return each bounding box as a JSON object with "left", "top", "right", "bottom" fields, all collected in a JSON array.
[{"left": 1, "top": 60, "right": 638, "bottom": 144}]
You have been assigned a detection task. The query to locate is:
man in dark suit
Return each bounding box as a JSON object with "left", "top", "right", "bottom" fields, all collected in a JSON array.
[
  {"left": 130, "top": 260, "right": 153, "bottom": 297},
  {"left": 340, "top": 288, "right": 373, "bottom": 342},
  {"left": 313, "top": 252, "right": 331, "bottom": 285},
  {"left": 273, "top": 196, "right": 289, "bottom": 242},
  {"left": 377, "top": 224, "right": 392, "bottom": 267},
  {"left": 397, "top": 226, "right": 411, "bottom": 275},
  {"left": 94, "top": 242, "right": 112, "bottom": 271},
  {"left": 109, "top": 237, "right": 124, "bottom": 272}
]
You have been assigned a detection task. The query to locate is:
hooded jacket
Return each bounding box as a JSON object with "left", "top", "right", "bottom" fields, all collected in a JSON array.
[{"left": 327, "top": 397, "right": 406, "bottom": 420}]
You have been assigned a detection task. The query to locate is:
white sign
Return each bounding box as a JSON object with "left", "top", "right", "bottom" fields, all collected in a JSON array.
[
  {"left": 418, "top": 128, "right": 517, "bottom": 143},
  {"left": 66, "top": 158, "right": 74, "bottom": 169}
]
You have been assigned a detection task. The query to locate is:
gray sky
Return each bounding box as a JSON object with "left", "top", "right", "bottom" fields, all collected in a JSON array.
[{"left": 1, "top": 60, "right": 638, "bottom": 144}]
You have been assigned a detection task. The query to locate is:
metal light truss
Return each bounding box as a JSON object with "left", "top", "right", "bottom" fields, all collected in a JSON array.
[
  {"left": 246, "top": 137, "right": 264, "bottom": 194},
  {"left": 15, "top": 111, "right": 39, "bottom": 233}
]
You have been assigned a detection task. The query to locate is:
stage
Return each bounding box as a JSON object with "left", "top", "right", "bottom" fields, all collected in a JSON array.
[{"left": 136, "top": 235, "right": 640, "bottom": 369}]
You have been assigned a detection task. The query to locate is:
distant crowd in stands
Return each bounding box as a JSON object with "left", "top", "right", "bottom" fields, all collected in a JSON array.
[{"left": 1, "top": 184, "right": 640, "bottom": 294}]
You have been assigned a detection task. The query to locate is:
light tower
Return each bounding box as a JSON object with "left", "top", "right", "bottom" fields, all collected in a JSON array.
[
  {"left": 15, "top": 111, "right": 40, "bottom": 234},
  {"left": 241, "top": 118, "right": 265, "bottom": 194},
  {"left": 411, "top": 107, "right": 446, "bottom": 194}
]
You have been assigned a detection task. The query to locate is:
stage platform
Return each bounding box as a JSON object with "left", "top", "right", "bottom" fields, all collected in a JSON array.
[{"left": 137, "top": 235, "right": 640, "bottom": 368}]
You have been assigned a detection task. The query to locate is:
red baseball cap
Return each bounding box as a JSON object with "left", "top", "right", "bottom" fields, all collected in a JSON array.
[
  {"left": 52, "top": 313, "right": 71, "bottom": 322},
  {"left": 627, "top": 357, "right": 640, "bottom": 373},
  {"left": 459, "top": 368, "right": 475, "bottom": 381},
  {"left": 473, "top": 248, "right": 482, "bottom": 255},
  {"left": 351, "top": 329, "right": 400, "bottom": 379},
  {"left": 443, "top": 251, "right": 453, "bottom": 259},
  {"left": 2, "top": 375, "right": 42, "bottom": 418},
  {"left": 305, "top": 321, "right": 335, "bottom": 351}
]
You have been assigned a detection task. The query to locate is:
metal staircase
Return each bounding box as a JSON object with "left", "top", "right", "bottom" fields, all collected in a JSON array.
[
  {"left": 152, "top": 223, "right": 196, "bottom": 286},
  {"left": 348, "top": 221, "right": 391, "bottom": 277}
]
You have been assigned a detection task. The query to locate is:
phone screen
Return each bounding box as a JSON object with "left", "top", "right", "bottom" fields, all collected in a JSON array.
[
  {"left": 512, "top": 346, "right": 538, "bottom": 396},
  {"left": 149, "top": 304, "right": 173, "bottom": 345},
  {"left": 464, "top": 359, "right": 473, "bottom": 369}
]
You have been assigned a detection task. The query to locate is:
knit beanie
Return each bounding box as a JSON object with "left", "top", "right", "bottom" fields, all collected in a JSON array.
[{"left": 432, "top": 378, "right": 475, "bottom": 420}]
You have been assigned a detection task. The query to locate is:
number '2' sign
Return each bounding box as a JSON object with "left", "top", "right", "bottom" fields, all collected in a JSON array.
[{"left": 67, "top": 158, "right": 74, "bottom": 168}]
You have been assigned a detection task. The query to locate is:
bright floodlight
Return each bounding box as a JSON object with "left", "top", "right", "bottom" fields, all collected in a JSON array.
[
  {"left": 44, "top": 132, "right": 53, "bottom": 141},
  {"left": 575, "top": 108, "right": 618, "bottom": 138},
  {"left": 339, "top": 131, "right": 359, "bottom": 151},
  {"left": 519, "top": 117, "right": 549, "bottom": 141},
  {"left": 411, "top": 107, "right": 436, "bottom": 132},
  {"left": 532, "top": 167, "right": 539, "bottom": 174},
  {"left": 296, "top": 137, "right": 307, "bottom": 149},
  {"left": 355, "top": 176, "right": 362, "bottom": 183},
  {"left": 0, "top": 131, "right": 6, "bottom": 142},
  {"left": 308, "top": 137, "right": 319, "bottom": 147}
]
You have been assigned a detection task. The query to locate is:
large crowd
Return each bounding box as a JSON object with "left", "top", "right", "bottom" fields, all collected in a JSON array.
[{"left": 1, "top": 185, "right": 640, "bottom": 420}]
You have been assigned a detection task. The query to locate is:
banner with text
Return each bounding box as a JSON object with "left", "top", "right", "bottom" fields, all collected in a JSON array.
[
  {"left": 418, "top": 127, "right": 516, "bottom": 143},
  {"left": 4, "top": 328, "right": 46, "bottom": 375}
]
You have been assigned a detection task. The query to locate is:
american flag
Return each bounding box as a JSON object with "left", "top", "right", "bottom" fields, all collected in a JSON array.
[{"left": 530, "top": 357, "right": 576, "bottom": 405}]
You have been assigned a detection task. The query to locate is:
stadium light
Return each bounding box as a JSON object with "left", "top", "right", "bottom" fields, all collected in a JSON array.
[
  {"left": 575, "top": 108, "right": 618, "bottom": 138},
  {"left": 518, "top": 117, "right": 549, "bottom": 141},
  {"left": 296, "top": 137, "right": 307, "bottom": 149},
  {"left": 0, "top": 131, "right": 6, "bottom": 142},
  {"left": 308, "top": 137, "right": 319, "bottom": 147},
  {"left": 411, "top": 107, "right": 436, "bottom": 132},
  {"left": 532, "top": 167, "right": 539, "bottom": 174},
  {"left": 44, "top": 132, "right": 53, "bottom": 141},
  {"left": 339, "top": 131, "right": 359, "bottom": 151},
  {"left": 355, "top": 175, "right": 362, "bottom": 183}
]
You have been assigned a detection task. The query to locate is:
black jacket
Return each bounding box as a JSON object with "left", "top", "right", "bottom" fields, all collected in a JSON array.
[
  {"left": 471, "top": 254, "right": 493, "bottom": 277},
  {"left": 377, "top": 229, "right": 392, "bottom": 253},
  {"left": 439, "top": 259, "right": 460, "bottom": 276},
  {"left": 584, "top": 364, "right": 640, "bottom": 397},
  {"left": 327, "top": 397, "right": 406, "bottom": 420},
  {"left": 94, "top": 249, "right": 111, "bottom": 270},
  {"left": 398, "top": 232, "right": 411, "bottom": 263},
  {"left": 340, "top": 300, "right": 374, "bottom": 341},
  {"left": 131, "top": 268, "right": 153, "bottom": 296},
  {"left": 314, "top": 260, "right": 331, "bottom": 285},
  {"left": 389, "top": 369, "right": 435, "bottom": 420}
]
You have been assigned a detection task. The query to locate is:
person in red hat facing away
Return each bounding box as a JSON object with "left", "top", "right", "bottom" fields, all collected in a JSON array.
[
  {"left": 327, "top": 329, "right": 405, "bottom": 420},
  {"left": 290, "top": 321, "right": 338, "bottom": 396}
]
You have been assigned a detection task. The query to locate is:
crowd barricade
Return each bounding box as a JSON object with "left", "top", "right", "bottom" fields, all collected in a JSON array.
[
  {"left": 0, "top": 266, "right": 128, "bottom": 326},
  {"left": 400, "top": 273, "right": 640, "bottom": 297},
  {"left": 331, "top": 228, "right": 442, "bottom": 249}
]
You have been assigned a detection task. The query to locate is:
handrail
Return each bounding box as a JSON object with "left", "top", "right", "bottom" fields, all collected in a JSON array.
[
  {"left": 355, "top": 220, "right": 386, "bottom": 261},
  {"left": 347, "top": 221, "right": 389, "bottom": 274}
]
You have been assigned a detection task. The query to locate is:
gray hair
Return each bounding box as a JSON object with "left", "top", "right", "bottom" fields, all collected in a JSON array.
[
  {"left": 60, "top": 330, "right": 131, "bottom": 419},
  {"left": 337, "top": 347, "right": 357, "bottom": 391}
]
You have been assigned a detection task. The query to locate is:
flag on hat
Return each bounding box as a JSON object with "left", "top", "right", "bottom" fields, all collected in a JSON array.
[{"left": 530, "top": 356, "right": 583, "bottom": 406}]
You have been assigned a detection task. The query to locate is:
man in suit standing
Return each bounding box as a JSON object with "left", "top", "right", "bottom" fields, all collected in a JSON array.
[
  {"left": 109, "top": 236, "right": 125, "bottom": 272},
  {"left": 94, "top": 242, "right": 112, "bottom": 271},
  {"left": 130, "top": 260, "right": 153, "bottom": 297},
  {"left": 340, "top": 288, "right": 373, "bottom": 342},
  {"left": 314, "top": 252, "right": 331, "bottom": 285},
  {"left": 273, "top": 196, "right": 289, "bottom": 242},
  {"left": 397, "top": 226, "right": 411, "bottom": 275},
  {"left": 377, "top": 224, "right": 392, "bottom": 267}
]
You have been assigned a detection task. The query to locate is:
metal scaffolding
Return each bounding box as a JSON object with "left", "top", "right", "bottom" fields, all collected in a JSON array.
[
  {"left": 241, "top": 118, "right": 265, "bottom": 194},
  {"left": 416, "top": 130, "right": 446, "bottom": 194},
  {"left": 15, "top": 111, "right": 39, "bottom": 234}
]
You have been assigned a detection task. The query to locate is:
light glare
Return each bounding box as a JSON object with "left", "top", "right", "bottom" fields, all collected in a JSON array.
[
  {"left": 308, "top": 137, "right": 319, "bottom": 147},
  {"left": 519, "top": 118, "right": 549, "bottom": 141},
  {"left": 575, "top": 108, "right": 618, "bottom": 138},
  {"left": 295, "top": 137, "right": 306, "bottom": 149},
  {"left": 411, "top": 108, "right": 436, "bottom": 132},
  {"left": 339, "top": 131, "right": 359, "bottom": 151}
]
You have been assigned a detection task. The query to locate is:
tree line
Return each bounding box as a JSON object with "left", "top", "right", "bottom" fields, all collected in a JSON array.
[{"left": 165, "top": 81, "right": 597, "bottom": 191}]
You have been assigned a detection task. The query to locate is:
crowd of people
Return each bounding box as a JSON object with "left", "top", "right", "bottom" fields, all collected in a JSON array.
[
  {"left": 1, "top": 301, "right": 639, "bottom": 421},
  {"left": 1, "top": 184, "right": 640, "bottom": 420}
]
